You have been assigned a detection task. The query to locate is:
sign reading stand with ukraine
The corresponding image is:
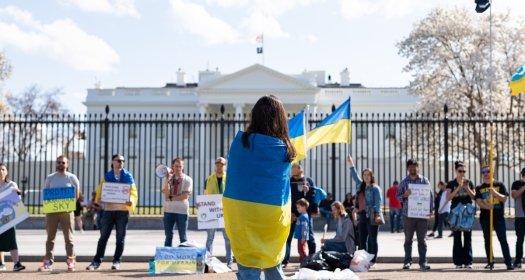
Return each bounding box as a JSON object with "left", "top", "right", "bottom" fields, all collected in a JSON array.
[{"left": 43, "top": 187, "right": 76, "bottom": 213}]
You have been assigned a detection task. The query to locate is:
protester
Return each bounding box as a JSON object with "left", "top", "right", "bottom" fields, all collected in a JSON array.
[
  {"left": 446, "top": 161, "right": 475, "bottom": 268},
  {"left": 321, "top": 201, "right": 356, "bottom": 255},
  {"left": 161, "top": 157, "right": 193, "bottom": 247},
  {"left": 223, "top": 95, "right": 296, "bottom": 280},
  {"left": 386, "top": 181, "right": 402, "bottom": 233},
  {"left": 436, "top": 181, "right": 451, "bottom": 239},
  {"left": 319, "top": 193, "right": 335, "bottom": 229},
  {"left": 511, "top": 167, "right": 525, "bottom": 268},
  {"left": 343, "top": 192, "right": 354, "bottom": 214},
  {"left": 74, "top": 191, "right": 85, "bottom": 233},
  {"left": 39, "top": 155, "right": 80, "bottom": 272},
  {"left": 204, "top": 157, "right": 232, "bottom": 268},
  {"left": 397, "top": 159, "right": 433, "bottom": 271},
  {"left": 282, "top": 163, "right": 316, "bottom": 268},
  {"left": 475, "top": 166, "right": 513, "bottom": 270},
  {"left": 86, "top": 154, "right": 138, "bottom": 271},
  {"left": 427, "top": 181, "right": 445, "bottom": 238},
  {"left": 83, "top": 191, "right": 99, "bottom": 230},
  {"left": 347, "top": 155, "right": 382, "bottom": 265},
  {"left": 294, "top": 198, "right": 310, "bottom": 263},
  {"left": 0, "top": 163, "right": 26, "bottom": 272}
]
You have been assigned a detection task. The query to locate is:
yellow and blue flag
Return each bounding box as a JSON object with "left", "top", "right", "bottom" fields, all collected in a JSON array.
[
  {"left": 511, "top": 63, "right": 525, "bottom": 96},
  {"left": 306, "top": 98, "right": 351, "bottom": 150},
  {"left": 288, "top": 111, "right": 307, "bottom": 163},
  {"left": 223, "top": 131, "right": 291, "bottom": 269}
]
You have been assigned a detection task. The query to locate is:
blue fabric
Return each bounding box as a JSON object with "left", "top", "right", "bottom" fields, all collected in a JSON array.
[
  {"left": 236, "top": 263, "right": 284, "bottom": 280},
  {"left": 104, "top": 169, "right": 135, "bottom": 184},
  {"left": 93, "top": 210, "right": 129, "bottom": 263},
  {"left": 293, "top": 214, "right": 309, "bottom": 240},
  {"left": 389, "top": 208, "right": 402, "bottom": 232},
  {"left": 224, "top": 131, "right": 291, "bottom": 206},
  {"left": 164, "top": 212, "right": 188, "bottom": 246}
]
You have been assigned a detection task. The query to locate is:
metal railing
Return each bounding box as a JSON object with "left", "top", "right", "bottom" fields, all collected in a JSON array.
[{"left": 1, "top": 105, "right": 524, "bottom": 215}]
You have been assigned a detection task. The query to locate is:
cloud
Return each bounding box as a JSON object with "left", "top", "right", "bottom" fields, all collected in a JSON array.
[
  {"left": 61, "top": 0, "right": 140, "bottom": 18},
  {"left": 205, "top": 0, "right": 249, "bottom": 7},
  {"left": 0, "top": 6, "right": 119, "bottom": 72},
  {"left": 169, "top": 0, "right": 240, "bottom": 44}
]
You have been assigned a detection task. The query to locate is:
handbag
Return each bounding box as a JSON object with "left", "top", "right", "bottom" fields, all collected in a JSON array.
[
  {"left": 448, "top": 203, "right": 475, "bottom": 232},
  {"left": 368, "top": 208, "right": 385, "bottom": 226}
]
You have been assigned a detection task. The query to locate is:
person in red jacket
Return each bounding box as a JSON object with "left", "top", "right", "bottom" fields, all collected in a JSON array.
[{"left": 387, "top": 181, "right": 402, "bottom": 233}]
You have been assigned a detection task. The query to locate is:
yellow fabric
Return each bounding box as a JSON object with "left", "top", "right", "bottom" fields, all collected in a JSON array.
[
  {"left": 511, "top": 76, "right": 525, "bottom": 96},
  {"left": 95, "top": 177, "right": 138, "bottom": 212},
  {"left": 291, "top": 136, "right": 306, "bottom": 163},
  {"left": 223, "top": 197, "right": 291, "bottom": 269},
  {"left": 306, "top": 119, "right": 351, "bottom": 150},
  {"left": 204, "top": 172, "right": 226, "bottom": 195}
]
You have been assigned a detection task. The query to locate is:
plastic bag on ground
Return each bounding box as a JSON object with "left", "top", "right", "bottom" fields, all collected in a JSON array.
[
  {"left": 205, "top": 256, "right": 231, "bottom": 273},
  {"left": 349, "top": 249, "right": 374, "bottom": 272},
  {"left": 289, "top": 268, "right": 359, "bottom": 280}
]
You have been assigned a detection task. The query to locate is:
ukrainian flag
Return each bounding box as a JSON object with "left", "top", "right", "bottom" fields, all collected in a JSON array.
[
  {"left": 306, "top": 98, "right": 351, "bottom": 150},
  {"left": 288, "top": 111, "right": 307, "bottom": 163},
  {"left": 223, "top": 131, "right": 291, "bottom": 269},
  {"left": 511, "top": 63, "right": 525, "bottom": 96}
]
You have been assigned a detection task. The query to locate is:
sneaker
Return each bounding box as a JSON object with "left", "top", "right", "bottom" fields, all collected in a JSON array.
[
  {"left": 111, "top": 262, "right": 120, "bottom": 270},
  {"left": 484, "top": 263, "right": 494, "bottom": 269},
  {"left": 38, "top": 259, "right": 54, "bottom": 272},
  {"left": 86, "top": 262, "right": 101, "bottom": 271},
  {"left": 420, "top": 263, "right": 431, "bottom": 271},
  {"left": 427, "top": 232, "right": 434, "bottom": 237},
  {"left": 0, "top": 263, "right": 6, "bottom": 271},
  {"left": 506, "top": 264, "right": 515, "bottom": 270},
  {"left": 226, "top": 260, "right": 233, "bottom": 269},
  {"left": 66, "top": 257, "right": 76, "bottom": 271},
  {"left": 466, "top": 264, "right": 473, "bottom": 269},
  {"left": 514, "top": 263, "right": 522, "bottom": 269},
  {"left": 435, "top": 235, "right": 443, "bottom": 239},
  {"left": 281, "top": 262, "right": 288, "bottom": 269},
  {"left": 402, "top": 263, "right": 411, "bottom": 269},
  {"left": 448, "top": 232, "right": 454, "bottom": 237},
  {"left": 13, "top": 262, "right": 26, "bottom": 272},
  {"left": 455, "top": 265, "right": 463, "bottom": 269}
]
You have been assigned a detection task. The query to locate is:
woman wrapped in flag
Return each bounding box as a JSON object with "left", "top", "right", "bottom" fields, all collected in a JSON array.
[{"left": 223, "top": 95, "right": 296, "bottom": 280}]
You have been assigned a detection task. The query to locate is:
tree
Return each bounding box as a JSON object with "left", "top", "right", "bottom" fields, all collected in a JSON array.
[
  {"left": 3, "top": 85, "right": 70, "bottom": 161},
  {"left": 397, "top": 7, "right": 525, "bottom": 169},
  {"left": 0, "top": 51, "right": 12, "bottom": 114}
]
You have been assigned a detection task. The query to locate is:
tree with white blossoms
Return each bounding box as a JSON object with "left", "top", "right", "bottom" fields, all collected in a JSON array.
[
  {"left": 0, "top": 51, "right": 12, "bottom": 113},
  {"left": 397, "top": 7, "right": 525, "bottom": 169}
]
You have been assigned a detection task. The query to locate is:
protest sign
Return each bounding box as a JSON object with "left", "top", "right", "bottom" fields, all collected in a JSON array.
[
  {"left": 196, "top": 194, "right": 224, "bottom": 230},
  {"left": 407, "top": 184, "right": 431, "bottom": 219},
  {"left": 154, "top": 246, "right": 206, "bottom": 274},
  {"left": 0, "top": 188, "right": 29, "bottom": 234},
  {"left": 101, "top": 182, "right": 131, "bottom": 204},
  {"left": 43, "top": 187, "right": 76, "bottom": 213}
]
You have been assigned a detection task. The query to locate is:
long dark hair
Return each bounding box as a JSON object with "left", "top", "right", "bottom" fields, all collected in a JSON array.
[
  {"left": 0, "top": 163, "right": 11, "bottom": 183},
  {"left": 357, "top": 168, "right": 375, "bottom": 194},
  {"left": 242, "top": 95, "right": 296, "bottom": 162}
]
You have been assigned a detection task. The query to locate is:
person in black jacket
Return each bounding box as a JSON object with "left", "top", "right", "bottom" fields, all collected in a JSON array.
[{"left": 282, "top": 163, "right": 316, "bottom": 267}]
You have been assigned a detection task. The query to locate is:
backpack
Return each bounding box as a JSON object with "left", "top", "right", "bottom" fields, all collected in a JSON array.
[
  {"left": 314, "top": 186, "right": 327, "bottom": 205},
  {"left": 448, "top": 203, "right": 475, "bottom": 232}
]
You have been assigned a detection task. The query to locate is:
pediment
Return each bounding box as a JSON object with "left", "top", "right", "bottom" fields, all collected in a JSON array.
[{"left": 199, "top": 64, "right": 316, "bottom": 91}]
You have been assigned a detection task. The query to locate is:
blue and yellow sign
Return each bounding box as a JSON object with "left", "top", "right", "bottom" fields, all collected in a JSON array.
[{"left": 43, "top": 187, "right": 76, "bottom": 213}]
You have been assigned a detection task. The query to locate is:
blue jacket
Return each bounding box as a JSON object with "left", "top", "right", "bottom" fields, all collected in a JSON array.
[{"left": 349, "top": 167, "right": 382, "bottom": 216}]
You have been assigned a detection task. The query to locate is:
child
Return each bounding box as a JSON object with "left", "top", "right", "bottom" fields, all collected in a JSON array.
[{"left": 294, "top": 198, "right": 310, "bottom": 263}]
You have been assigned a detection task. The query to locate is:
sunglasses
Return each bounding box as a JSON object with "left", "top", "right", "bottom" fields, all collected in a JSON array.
[
  {"left": 481, "top": 170, "right": 490, "bottom": 175},
  {"left": 457, "top": 170, "right": 466, "bottom": 173}
]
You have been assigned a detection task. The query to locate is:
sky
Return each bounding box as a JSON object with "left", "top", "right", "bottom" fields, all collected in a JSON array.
[{"left": 1, "top": 0, "right": 524, "bottom": 113}]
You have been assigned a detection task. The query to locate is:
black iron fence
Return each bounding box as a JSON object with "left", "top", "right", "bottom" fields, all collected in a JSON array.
[{"left": 1, "top": 105, "right": 524, "bottom": 215}]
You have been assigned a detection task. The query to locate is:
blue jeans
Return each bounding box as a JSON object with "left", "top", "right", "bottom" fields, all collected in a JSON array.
[
  {"left": 93, "top": 210, "right": 129, "bottom": 263},
  {"left": 358, "top": 212, "right": 379, "bottom": 263},
  {"left": 515, "top": 217, "right": 525, "bottom": 264},
  {"left": 389, "top": 208, "right": 402, "bottom": 232},
  {"left": 206, "top": 228, "right": 232, "bottom": 262},
  {"left": 237, "top": 263, "right": 284, "bottom": 280},
  {"left": 319, "top": 208, "right": 332, "bottom": 229},
  {"left": 164, "top": 212, "right": 188, "bottom": 246},
  {"left": 480, "top": 217, "right": 512, "bottom": 265},
  {"left": 322, "top": 240, "right": 347, "bottom": 253},
  {"left": 96, "top": 210, "right": 104, "bottom": 230}
]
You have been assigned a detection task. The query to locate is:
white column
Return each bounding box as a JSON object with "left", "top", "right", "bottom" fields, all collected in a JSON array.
[
  {"left": 233, "top": 103, "right": 245, "bottom": 132},
  {"left": 198, "top": 104, "right": 208, "bottom": 161}
]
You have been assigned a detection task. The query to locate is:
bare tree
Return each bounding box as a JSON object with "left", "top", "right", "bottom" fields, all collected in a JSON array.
[
  {"left": 397, "top": 7, "right": 525, "bottom": 168},
  {"left": 5, "top": 85, "right": 69, "bottom": 161}
]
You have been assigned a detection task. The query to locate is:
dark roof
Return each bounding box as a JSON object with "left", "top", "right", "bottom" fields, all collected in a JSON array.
[
  {"left": 318, "top": 83, "right": 364, "bottom": 88},
  {"left": 164, "top": 83, "right": 198, "bottom": 88}
]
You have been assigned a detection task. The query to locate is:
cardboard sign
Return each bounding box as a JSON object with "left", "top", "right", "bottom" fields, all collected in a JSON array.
[
  {"left": 196, "top": 194, "right": 224, "bottom": 230},
  {"left": 0, "top": 189, "right": 29, "bottom": 234},
  {"left": 101, "top": 182, "right": 131, "bottom": 204},
  {"left": 407, "top": 184, "right": 431, "bottom": 219},
  {"left": 43, "top": 187, "right": 76, "bottom": 213},
  {"left": 154, "top": 246, "right": 206, "bottom": 274}
]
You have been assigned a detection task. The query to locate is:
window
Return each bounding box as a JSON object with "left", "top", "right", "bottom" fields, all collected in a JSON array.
[
  {"left": 128, "top": 125, "right": 137, "bottom": 139},
  {"left": 355, "top": 124, "right": 368, "bottom": 139},
  {"left": 384, "top": 124, "right": 396, "bottom": 140}
]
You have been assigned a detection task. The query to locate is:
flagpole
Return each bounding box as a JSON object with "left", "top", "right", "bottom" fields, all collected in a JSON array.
[
  {"left": 488, "top": 2, "right": 494, "bottom": 269},
  {"left": 303, "top": 105, "right": 309, "bottom": 196},
  {"left": 262, "top": 33, "right": 265, "bottom": 65}
]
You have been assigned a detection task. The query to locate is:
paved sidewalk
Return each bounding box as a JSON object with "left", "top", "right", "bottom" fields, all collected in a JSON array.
[{"left": 10, "top": 229, "right": 519, "bottom": 264}]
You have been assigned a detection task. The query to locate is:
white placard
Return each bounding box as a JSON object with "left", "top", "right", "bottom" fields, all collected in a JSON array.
[
  {"left": 101, "top": 182, "right": 131, "bottom": 204},
  {"left": 407, "top": 184, "right": 431, "bottom": 219},
  {"left": 196, "top": 194, "right": 224, "bottom": 230}
]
